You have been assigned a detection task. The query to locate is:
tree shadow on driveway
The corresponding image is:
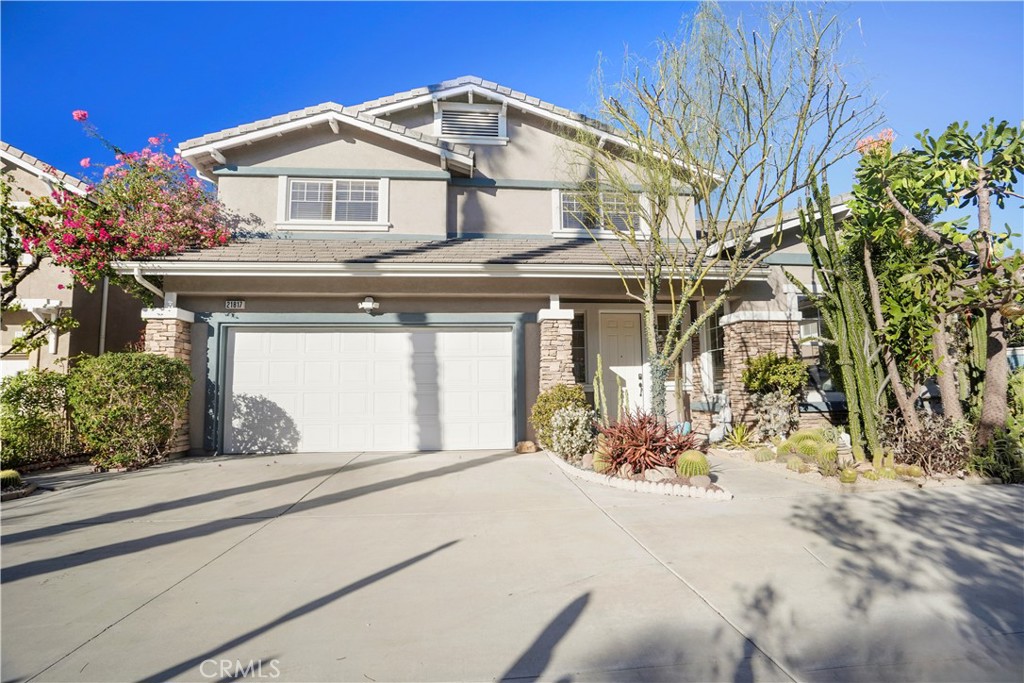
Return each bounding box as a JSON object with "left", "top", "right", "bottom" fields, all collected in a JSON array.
[
  {"left": 138, "top": 540, "right": 460, "bottom": 683},
  {"left": 1, "top": 452, "right": 510, "bottom": 584}
]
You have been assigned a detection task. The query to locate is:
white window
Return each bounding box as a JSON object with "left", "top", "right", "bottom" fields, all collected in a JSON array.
[
  {"left": 435, "top": 102, "right": 507, "bottom": 144},
  {"left": 553, "top": 190, "right": 644, "bottom": 238},
  {"left": 277, "top": 177, "right": 390, "bottom": 231}
]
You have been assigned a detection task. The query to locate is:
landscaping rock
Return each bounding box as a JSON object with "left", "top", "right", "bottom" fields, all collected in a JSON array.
[
  {"left": 515, "top": 441, "right": 538, "bottom": 454},
  {"left": 581, "top": 452, "right": 594, "bottom": 470},
  {"left": 644, "top": 466, "right": 674, "bottom": 482},
  {"left": 617, "top": 463, "right": 633, "bottom": 479},
  {"left": 690, "top": 474, "right": 712, "bottom": 489}
]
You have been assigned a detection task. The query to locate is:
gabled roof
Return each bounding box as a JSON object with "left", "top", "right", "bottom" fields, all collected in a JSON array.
[
  {"left": 0, "top": 141, "right": 89, "bottom": 195},
  {"left": 177, "top": 103, "right": 475, "bottom": 180},
  {"left": 354, "top": 74, "right": 624, "bottom": 142}
]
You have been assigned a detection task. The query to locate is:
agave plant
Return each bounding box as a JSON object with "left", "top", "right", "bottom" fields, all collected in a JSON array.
[
  {"left": 723, "top": 423, "right": 756, "bottom": 449},
  {"left": 597, "top": 412, "right": 698, "bottom": 475}
]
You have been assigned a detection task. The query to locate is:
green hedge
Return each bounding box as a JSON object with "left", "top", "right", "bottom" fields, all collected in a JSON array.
[
  {"left": 0, "top": 369, "right": 76, "bottom": 469},
  {"left": 68, "top": 353, "right": 192, "bottom": 470},
  {"left": 529, "top": 384, "right": 588, "bottom": 449}
]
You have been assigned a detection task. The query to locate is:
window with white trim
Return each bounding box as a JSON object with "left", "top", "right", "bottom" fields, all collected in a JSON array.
[
  {"left": 436, "top": 102, "right": 507, "bottom": 144},
  {"left": 558, "top": 190, "right": 642, "bottom": 235},
  {"left": 571, "top": 313, "right": 587, "bottom": 384},
  {"left": 279, "top": 177, "right": 390, "bottom": 231}
]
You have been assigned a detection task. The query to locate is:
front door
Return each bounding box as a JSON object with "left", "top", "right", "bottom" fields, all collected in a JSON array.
[{"left": 599, "top": 313, "right": 643, "bottom": 420}]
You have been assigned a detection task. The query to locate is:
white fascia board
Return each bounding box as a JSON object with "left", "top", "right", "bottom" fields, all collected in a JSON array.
[
  {"left": 113, "top": 260, "right": 768, "bottom": 281},
  {"left": 746, "top": 203, "right": 850, "bottom": 244},
  {"left": 0, "top": 150, "right": 88, "bottom": 196},
  {"left": 719, "top": 310, "right": 799, "bottom": 326},
  {"left": 12, "top": 298, "right": 63, "bottom": 310},
  {"left": 179, "top": 112, "right": 474, "bottom": 170}
]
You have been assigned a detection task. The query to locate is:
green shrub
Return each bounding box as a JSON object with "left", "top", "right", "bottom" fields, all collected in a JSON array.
[
  {"left": 0, "top": 369, "right": 75, "bottom": 469},
  {"left": 675, "top": 450, "right": 710, "bottom": 477},
  {"left": 529, "top": 384, "right": 588, "bottom": 450},
  {"left": 742, "top": 352, "right": 808, "bottom": 396},
  {"left": 549, "top": 405, "right": 597, "bottom": 465},
  {"left": 969, "top": 369, "right": 1024, "bottom": 483},
  {"left": 0, "top": 469, "right": 23, "bottom": 490},
  {"left": 754, "top": 447, "right": 775, "bottom": 462},
  {"left": 68, "top": 353, "right": 192, "bottom": 470}
]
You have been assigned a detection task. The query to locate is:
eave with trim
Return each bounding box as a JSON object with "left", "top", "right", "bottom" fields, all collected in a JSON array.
[
  {"left": 113, "top": 259, "right": 769, "bottom": 281},
  {"left": 177, "top": 109, "right": 475, "bottom": 181}
]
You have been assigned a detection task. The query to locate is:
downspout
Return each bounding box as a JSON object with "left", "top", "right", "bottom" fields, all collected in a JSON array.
[
  {"left": 98, "top": 276, "right": 109, "bottom": 354},
  {"left": 133, "top": 266, "right": 164, "bottom": 301}
]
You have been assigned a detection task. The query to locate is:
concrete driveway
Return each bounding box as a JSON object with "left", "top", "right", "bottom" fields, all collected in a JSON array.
[{"left": 1, "top": 450, "right": 1022, "bottom": 683}]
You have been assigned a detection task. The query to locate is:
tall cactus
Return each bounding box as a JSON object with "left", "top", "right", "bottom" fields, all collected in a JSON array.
[
  {"left": 787, "top": 181, "right": 885, "bottom": 464},
  {"left": 593, "top": 354, "right": 609, "bottom": 427}
]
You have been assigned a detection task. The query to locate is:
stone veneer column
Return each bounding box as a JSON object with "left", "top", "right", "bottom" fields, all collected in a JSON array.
[
  {"left": 721, "top": 316, "right": 800, "bottom": 424},
  {"left": 142, "top": 307, "right": 194, "bottom": 455},
  {"left": 538, "top": 298, "right": 576, "bottom": 392}
]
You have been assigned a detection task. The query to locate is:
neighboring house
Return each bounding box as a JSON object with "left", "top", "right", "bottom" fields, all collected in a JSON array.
[
  {"left": 116, "top": 76, "right": 844, "bottom": 455},
  {"left": 0, "top": 141, "right": 144, "bottom": 377}
]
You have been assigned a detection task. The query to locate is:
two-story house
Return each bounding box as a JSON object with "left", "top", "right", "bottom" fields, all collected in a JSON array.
[
  {"left": 1, "top": 142, "right": 144, "bottom": 377},
  {"left": 116, "top": 76, "right": 843, "bottom": 456}
]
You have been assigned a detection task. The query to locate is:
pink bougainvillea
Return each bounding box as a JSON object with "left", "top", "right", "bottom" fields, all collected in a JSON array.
[
  {"left": 79, "top": 157, "right": 91, "bottom": 168},
  {"left": 17, "top": 118, "right": 232, "bottom": 291},
  {"left": 72, "top": 110, "right": 89, "bottom": 122}
]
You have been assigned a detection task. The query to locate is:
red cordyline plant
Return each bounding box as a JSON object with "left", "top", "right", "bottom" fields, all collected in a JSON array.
[
  {"left": 19, "top": 110, "right": 230, "bottom": 295},
  {"left": 598, "top": 412, "right": 699, "bottom": 475}
]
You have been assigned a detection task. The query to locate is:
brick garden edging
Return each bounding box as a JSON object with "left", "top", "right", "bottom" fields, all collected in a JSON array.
[{"left": 545, "top": 451, "right": 734, "bottom": 501}]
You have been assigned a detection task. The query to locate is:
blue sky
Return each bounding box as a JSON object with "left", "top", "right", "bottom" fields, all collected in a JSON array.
[{"left": 2, "top": 1, "right": 1022, "bottom": 245}]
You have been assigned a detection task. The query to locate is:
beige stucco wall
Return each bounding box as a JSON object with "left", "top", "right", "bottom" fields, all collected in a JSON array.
[
  {"left": 222, "top": 126, "right": 441, "bottom": 171},
  {"left": 218, "top": 175, "right": 448, "bottom": 237},
  {"left": 212, "top": 105, "right": 698, "bottom": 240}
]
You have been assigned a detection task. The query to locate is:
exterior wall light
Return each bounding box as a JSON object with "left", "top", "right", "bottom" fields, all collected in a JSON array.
[{"left": 358, "top": 296, "right": 380, "bottom": 313}]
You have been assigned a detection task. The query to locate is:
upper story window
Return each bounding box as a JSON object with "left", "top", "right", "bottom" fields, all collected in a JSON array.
[
  {"left": 277, "top": 177, "right": 390, "bottom": 232},
  {"left": 554, "top": 190, "right": 643, "bottom": 238},
  {"left": 435, "top": 102, "right": 508, "bottom": 145}
]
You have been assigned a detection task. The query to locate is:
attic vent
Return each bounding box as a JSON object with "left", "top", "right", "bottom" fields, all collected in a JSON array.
[
  {"left": 436, "top": 102, "right": 506, "bottom": 142},
  {"left": 441, "top": 109, "right": 500, "bottom": 137}
]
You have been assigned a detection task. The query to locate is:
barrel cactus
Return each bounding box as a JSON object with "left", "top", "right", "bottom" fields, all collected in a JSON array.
[
  {"left": 786, "top": 455, "right": 809, "bottom": 473},
  {"left": 754, "top": 447, "right": 776, "bottom": 463},
  {"left": 862, "top": 469, "right": 880, "bottom": 481},
  {"left": 839, "top": 467, "right": 858, "bottom": 484},
  {"left": 675, "top": 450, "right": 710, "bottom": 477},
  {"left": 878, "top": 466, "right": 897, "bottom": 480},
  {"left": 796, "top": 439, "right": 822, "bottom": 459},
  {"left": 906, "top": 464, "right": 925, "bottom": 478},
  {"left": 0, "top": 469, "right": 23, "bottom": 490},
  {"left": 593, "top": 436, "right": 614, "bottom": 474}
]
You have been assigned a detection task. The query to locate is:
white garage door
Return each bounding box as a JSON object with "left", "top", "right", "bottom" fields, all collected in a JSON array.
[{"left": 223, "top": 328, "right": 514, "bottom": 453}]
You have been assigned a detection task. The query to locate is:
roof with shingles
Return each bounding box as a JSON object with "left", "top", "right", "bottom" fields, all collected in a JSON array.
[
  {"left": 352, "top": 75, "right": 617, "bottom": 134},
  {"left": 150, "top": 237, "right": 681, "bottom": 267},
  {"left": 0, "top": 140, "right": 90, "bottom": 194},
  {"left": 176, "top": 102, "right": 473, "bottom": 157}
]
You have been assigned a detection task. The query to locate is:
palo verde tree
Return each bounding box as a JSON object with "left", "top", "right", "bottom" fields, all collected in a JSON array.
[
  {"left": 1, "top": 111, "right": 234, "bottom": 357},
  {"left": 852, "top": 120, "right": 1024, "bottom": 448},
  {"left": 563, "top": 1, "right": 880, "bottom": 420}
]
